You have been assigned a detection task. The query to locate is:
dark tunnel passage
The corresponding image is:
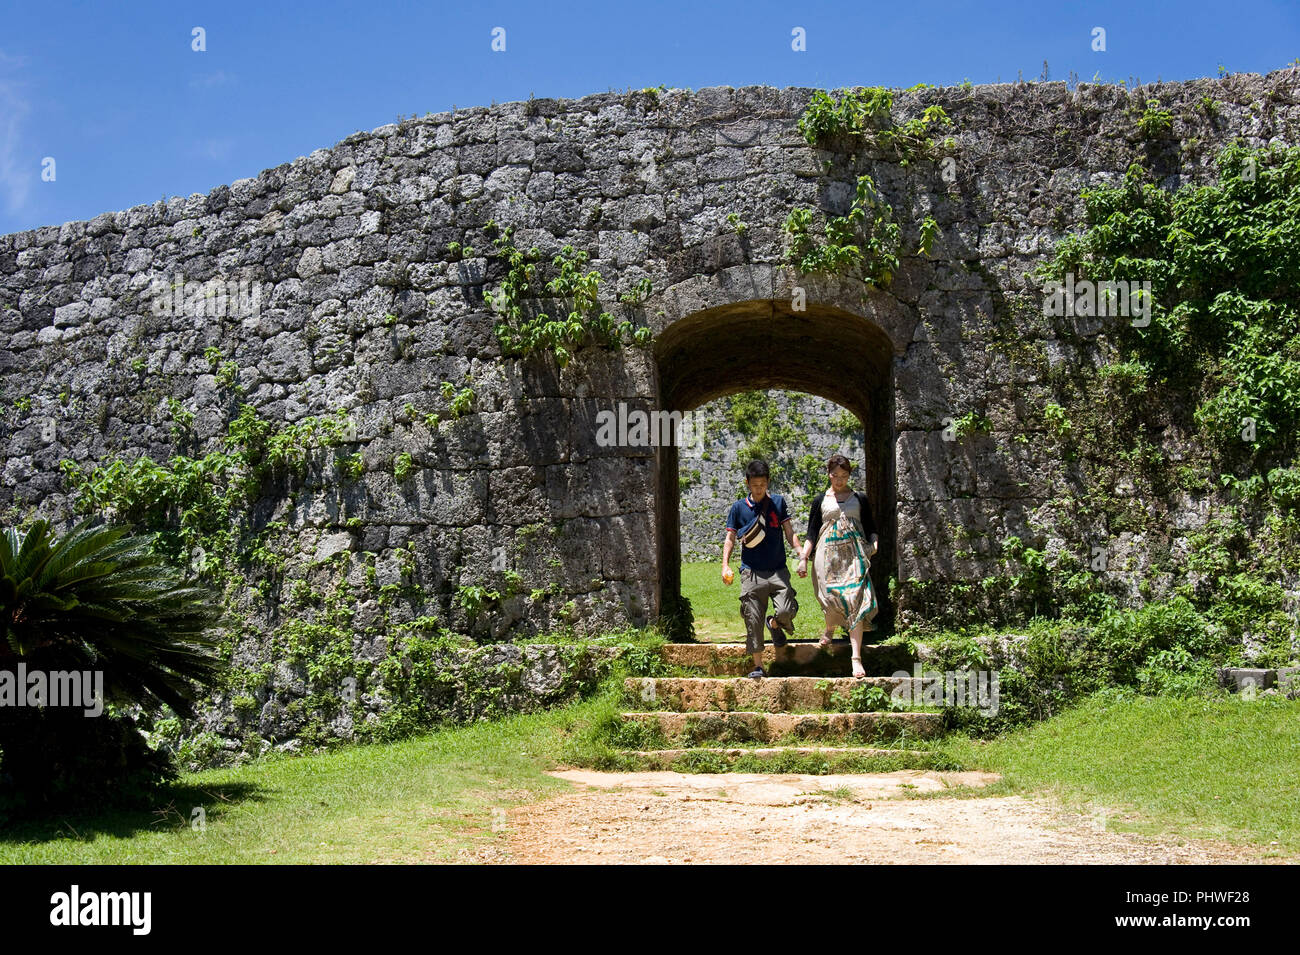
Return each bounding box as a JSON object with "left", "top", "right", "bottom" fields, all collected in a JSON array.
[{"left": 654, "top": 298, "right": 898, "bottom": 636}]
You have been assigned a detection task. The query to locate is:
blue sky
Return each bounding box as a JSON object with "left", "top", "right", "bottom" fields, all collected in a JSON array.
[{"left": 1, "top": 0, "right": 1297, "bottom": 234}]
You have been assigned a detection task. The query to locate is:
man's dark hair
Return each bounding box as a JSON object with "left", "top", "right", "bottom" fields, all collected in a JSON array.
[
  {"left": 744, "top": 459, "right": 770, "bottom": 481},
  {"left": 827, "top": 453, "right": 852, "bottom": 474}
]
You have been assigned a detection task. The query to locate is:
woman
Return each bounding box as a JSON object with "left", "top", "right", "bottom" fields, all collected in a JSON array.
[{"left": 796, "top": 454, "right": 879, "bottom": 678}]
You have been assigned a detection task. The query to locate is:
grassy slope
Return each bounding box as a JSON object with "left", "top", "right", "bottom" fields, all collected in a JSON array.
[
  {"left": 4, "top": 682, "right": 1296, "bottom": 862},
  {"left": 0, "top": 700, "right": 596, "bottom": 864},
  {"left": 4, "top": 565, "right": 1293, "bottom": 861},
  {"left": 938, "top": 691, "right": 1300, "bottom": 856}
]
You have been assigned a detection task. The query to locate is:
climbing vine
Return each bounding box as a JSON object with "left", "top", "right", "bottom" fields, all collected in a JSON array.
[
  {"left": 785, "top": 85, "right": 948, "bottom": 292},
  {"left": 483, "top": 221, "right": 653, "bottom": 367},
  {"left": 798, "top": 84, "right": 953, "bottom": 164},
  {"left": 978, "top": 141, "right": 1300, "bottom": 663},
  {"left": 784, "top": 174, "right": 902, "bottom": 287},
  {"left": 59, "top": 399, "right": 351, "bottom": 593},
  {"left": 53, "top": 379, "right": 586, "bottom": 762},
  {"left": 1035, "top": 142, "right": 1300, "bottom": 471}
]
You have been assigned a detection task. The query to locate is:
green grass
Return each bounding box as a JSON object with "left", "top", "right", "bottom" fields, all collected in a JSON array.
[
  {"left": 509, "top": 626, "right": 667, "bottom": 648},
  {"left": 0, "top": 695, "right": 615, "bottom": 864},
  {"left": 681, "top": 559, "right": 872, "bottom": 642},
  {"left": 613, "top": 722, "right": 941, "bottom": 753},
  {"left": 816, "top": 786, "right": 860, "bottom": 802},
  {"left": 640, "top": 749, "right": 939, "bottom": 774},
  {"left": 577, "top": 673, "right": 1300, "bottom": 853},
  {"left": 5, "top": 668, "right": 1296, "bottom": 861},
  {"left": 937, "top": 689, "right": 1300, "bottom": 856}
]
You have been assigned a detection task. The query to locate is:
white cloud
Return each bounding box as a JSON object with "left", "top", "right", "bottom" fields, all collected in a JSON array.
[
  {"left": 190, "top": 137, "right": 235, "bottom": 161},
  {"left": 0, "top": 51, "right": 32, "bottom": 217},
  {"left": 190, "top": 70, "right": 236, "bottom": 90}
]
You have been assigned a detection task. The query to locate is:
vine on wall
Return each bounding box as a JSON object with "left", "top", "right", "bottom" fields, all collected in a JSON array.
[
  {"left": 950, "top": 141, "right": 1300, "bottom": 663},
  {"left": 798, "top": 84, "right": 954, "bottom": 164},
  {"left": 785, "top": 86, "right": 946, "bottom": 293},
  {"left": 483, "top": 221, "right": 653, "bottom": 367}
]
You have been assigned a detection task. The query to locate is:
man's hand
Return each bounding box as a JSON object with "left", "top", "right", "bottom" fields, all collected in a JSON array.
[
  {"left": 722, "top": 529, "right": 736, "bottom": 584},
  {"left": 796, "top": 557, "right": 808, "bottom": 578}
]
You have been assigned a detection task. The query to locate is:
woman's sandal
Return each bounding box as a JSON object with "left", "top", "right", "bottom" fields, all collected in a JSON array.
[
  {"left": 851, "top": 656, "right": 866, "bottom": 679},
  {"left": 817, "top": 632, "right": 834, "bottom": 649}
]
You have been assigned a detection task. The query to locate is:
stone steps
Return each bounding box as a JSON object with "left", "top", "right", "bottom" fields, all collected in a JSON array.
[
  {"left": 624, "top": 676, "right": 924, "bottom": 712},
  {"left": 658, "top": 641, "right": 914, "bottom": 677},
  {"left": 624, "top": 747, "right": 932, "bottom": 772},
  {"left": 622, "top": 710, "right": 944, "bottom": 744},
  {"left": 608, "top": 641, "right": 941, "bottom": 774}
]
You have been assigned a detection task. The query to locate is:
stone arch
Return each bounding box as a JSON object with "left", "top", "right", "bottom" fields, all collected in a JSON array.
[{"left": 650, "top": 266, "right": 913, "bottom": 634}]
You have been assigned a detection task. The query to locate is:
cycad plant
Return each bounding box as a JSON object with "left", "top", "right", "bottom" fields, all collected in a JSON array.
[
  {"left": 0, "top": 518, "right": 227, "bottom": 817},
  {"left": 0, "top": 517, "right": 226, "bottom": 716}
]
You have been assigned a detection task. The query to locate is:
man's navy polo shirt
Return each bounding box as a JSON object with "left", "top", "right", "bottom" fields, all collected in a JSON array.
[{"left": 725, "top": 493, "right": 791, "bottom": 571}]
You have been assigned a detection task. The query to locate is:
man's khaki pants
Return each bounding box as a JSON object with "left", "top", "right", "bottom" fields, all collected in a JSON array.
[{"left": 739, "top": 565, "right": 798, "bottom": 655}]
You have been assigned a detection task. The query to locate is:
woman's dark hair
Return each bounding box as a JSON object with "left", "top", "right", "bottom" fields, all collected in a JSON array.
[
  {"left": 826, "top": 454, "right": 852, "bottom": 475},
  {"left": 745, "top": 459, "right": 770, "bottom": 481}
]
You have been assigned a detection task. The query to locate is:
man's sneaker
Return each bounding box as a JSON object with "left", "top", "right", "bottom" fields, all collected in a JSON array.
[
  {"left": 766, "top": 616, "right": 789, "bottom": 648},
  {"left": 747, "top": 666, "right": 765, "bottom": 679}
]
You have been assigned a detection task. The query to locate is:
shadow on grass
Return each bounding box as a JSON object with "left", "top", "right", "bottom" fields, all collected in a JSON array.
[{"left": 0, "top": 780, "right": 264, "bottom": 845}]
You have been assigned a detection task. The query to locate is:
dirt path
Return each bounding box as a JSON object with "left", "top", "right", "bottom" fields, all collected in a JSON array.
[{"left": 494, "top": 770, "right": 1273, "bottom": 864}]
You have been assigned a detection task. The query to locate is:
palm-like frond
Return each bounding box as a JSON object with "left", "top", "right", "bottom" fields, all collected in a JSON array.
[{"left": 0, "top": 518, "right": 226, "bottom": 717}]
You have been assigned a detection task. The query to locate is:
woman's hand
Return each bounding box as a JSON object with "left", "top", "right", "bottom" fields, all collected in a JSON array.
[
  {"left": 867, "top": 535, "right": 878, "bottom": 556},
  {"left": 796, "top": 556, "right": 808, "bottom": 578}
]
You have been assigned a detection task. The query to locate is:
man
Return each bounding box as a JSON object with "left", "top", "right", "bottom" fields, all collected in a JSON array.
[{"left": 722, "top": 459, "right": 802, "bottom": 678}]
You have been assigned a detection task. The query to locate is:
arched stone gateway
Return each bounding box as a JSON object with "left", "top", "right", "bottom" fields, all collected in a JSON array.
[{"left": 652, "top": 267, "right": 907, "bottom": 630}]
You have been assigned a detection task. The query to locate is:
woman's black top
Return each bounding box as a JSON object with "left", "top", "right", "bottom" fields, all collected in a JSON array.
[{"left": 804, "top": 490, "right": 877, "bottom": 558}]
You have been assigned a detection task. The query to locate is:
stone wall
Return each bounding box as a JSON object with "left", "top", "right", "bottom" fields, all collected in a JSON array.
[
  {"left": 4, "top": 68, "right": 1300, "bottom": 751},
  {"left": 171, "top": 642, "right": 624, "bottom": 768}
]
